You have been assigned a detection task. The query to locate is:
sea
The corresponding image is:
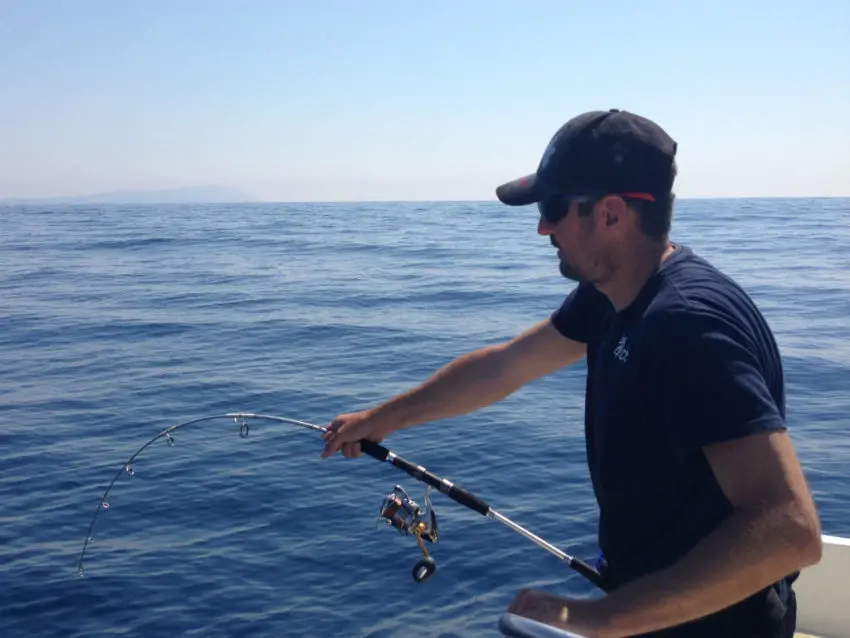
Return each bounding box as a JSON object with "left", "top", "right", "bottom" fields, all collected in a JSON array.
[{"left": 2, "top": 198, "right": 849, "bottom": 637}]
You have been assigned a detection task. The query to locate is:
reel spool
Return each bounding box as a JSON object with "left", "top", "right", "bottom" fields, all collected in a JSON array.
[{"left": 378, "top": 485, "right": 439, "bottom": 583}]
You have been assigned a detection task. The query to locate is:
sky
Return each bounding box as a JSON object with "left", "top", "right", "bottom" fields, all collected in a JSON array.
[{"left": 1, "top": 0, "right": 848, "bottom": 201}]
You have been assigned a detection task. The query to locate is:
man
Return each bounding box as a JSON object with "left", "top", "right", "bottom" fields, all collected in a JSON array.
[{"left": 320, "top": 109, "right": 822, "bottom": 637}]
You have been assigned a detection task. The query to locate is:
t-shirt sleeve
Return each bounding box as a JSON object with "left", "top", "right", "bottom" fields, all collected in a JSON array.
[
  {"left": 658, "top": 311, "right": 787, "bottom": 455},
  {"left": 550, "top": 282, "right": 610, "bottom": 344}
]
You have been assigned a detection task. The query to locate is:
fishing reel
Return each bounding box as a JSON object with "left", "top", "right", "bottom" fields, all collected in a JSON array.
[{"left": 378, "top": 485, "right": 439, "bottom": 583}]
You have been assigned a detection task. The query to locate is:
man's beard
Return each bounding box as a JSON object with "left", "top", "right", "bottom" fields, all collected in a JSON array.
[
  {"left": 552, "top": 236, "right": 586, "bottom": 282},
  {"left": 558, "top": 258, "right": 585, "bottom": 282}
]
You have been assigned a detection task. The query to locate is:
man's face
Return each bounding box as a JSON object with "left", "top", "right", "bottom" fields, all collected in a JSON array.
[{"left": 538, "top": 197, "right": 620, "bottom": 285}]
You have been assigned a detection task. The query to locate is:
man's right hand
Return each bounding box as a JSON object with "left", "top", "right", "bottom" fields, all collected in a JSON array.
[{"left": 320, "top": 409, "right": 394, "bottom": 459}]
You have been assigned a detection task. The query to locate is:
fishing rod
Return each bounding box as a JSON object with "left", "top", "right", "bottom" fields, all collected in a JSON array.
[{"left": 77, "top": 412, "right": 608, "bottom": 592}]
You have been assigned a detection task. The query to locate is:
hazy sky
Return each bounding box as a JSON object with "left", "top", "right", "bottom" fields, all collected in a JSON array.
[{"left": 1, "top": 1, "right": 848, "bottom": 201}]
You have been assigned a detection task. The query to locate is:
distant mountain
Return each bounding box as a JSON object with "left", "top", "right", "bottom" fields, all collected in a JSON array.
[{"left": 0, "top": 186, "right": 255, "bottom": 204}]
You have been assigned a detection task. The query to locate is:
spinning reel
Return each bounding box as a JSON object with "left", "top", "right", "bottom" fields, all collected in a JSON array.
[{"left": 378, "top": 485, "right": 439, "bottom": 583}]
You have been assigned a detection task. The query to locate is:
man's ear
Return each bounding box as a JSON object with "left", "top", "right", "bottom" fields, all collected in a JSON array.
[{"left": 598, "top": 195, "right": 628, "bottom": 230}]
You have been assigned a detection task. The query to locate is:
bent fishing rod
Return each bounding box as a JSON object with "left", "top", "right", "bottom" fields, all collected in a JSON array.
[{"left": 77, "top": 412, "right": 608, "bottom": 592}]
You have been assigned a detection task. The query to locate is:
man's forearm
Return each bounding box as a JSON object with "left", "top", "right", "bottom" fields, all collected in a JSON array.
[
  {"left": 369, "top": 344, "right": 522, "bottom": 432},
  {"left": 588, "top": 501, "right": 822, "bottom": 637}
]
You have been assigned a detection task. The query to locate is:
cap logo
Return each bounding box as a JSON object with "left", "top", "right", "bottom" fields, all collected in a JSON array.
[{"left": 612, "top": 142, "right": 626, "bottom": 164}]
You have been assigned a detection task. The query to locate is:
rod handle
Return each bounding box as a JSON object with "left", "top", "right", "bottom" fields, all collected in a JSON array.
[
  {"left": 568, "top": 556, "right": 609, "bottom": 592},
  {"left": 359, "top": 439, "right": 389, "bottom": 461}
]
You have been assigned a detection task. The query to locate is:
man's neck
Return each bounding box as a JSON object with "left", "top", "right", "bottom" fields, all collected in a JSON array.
[{"left": 598, "top": 240, "right": 675, "bottom": 312}]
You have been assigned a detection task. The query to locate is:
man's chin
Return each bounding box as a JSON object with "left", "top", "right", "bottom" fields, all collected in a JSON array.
[{"left": 558, "top": 261, "right": 585, "bottom": 282}]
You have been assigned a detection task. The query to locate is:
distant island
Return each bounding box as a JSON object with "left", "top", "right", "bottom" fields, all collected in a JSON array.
[{"left": 0, "top": 186, "right": 255, "bottom": 205}]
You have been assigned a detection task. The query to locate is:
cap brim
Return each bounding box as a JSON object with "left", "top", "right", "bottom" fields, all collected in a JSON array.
[{"left": 495, "top": 173, "right": 545, "bottom": 206}]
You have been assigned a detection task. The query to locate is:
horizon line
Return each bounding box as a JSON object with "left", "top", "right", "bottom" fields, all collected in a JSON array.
[{"left": 2, "top": 194, "right": 849, "bottom": 206}]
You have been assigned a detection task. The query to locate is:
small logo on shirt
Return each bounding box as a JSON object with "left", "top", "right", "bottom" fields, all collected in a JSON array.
[{"left": 612, "top": 335, "right": 629, "bottom": 363}]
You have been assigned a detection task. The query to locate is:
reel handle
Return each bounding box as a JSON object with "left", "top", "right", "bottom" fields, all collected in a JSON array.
[{"left": 359, "top": 439, "right": 490, "bottom": 516}]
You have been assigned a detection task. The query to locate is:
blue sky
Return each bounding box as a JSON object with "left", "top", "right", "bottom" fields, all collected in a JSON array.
[{"left": 1, "top": 0, "right": 847, "bottom": 201}]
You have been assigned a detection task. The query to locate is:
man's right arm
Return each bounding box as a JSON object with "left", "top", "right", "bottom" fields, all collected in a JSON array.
[
  {"left": 322, "top": 283, "right": 606, "bottom": 458},
  {"left": 369, "top": 318, "right": 587, "bottom": 434}
]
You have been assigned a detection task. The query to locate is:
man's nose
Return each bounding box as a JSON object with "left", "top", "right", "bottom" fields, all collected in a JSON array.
[{"left": 538, "top": 216, "right": 556, "bottom": 236}]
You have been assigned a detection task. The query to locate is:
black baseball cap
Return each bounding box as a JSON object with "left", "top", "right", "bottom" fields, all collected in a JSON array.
[{"left": 495, "top": 109, "right": 678, "bottom": 206}]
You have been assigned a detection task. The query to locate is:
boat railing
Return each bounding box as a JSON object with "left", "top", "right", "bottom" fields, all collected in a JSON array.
[{"left": 498, "top": 613, "right": 588, "bottom": 638}]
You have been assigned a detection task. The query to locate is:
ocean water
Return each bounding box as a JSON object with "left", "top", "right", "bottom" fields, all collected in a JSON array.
[{"left": 1, "top": 198, "right": 849, "bottom": 637}]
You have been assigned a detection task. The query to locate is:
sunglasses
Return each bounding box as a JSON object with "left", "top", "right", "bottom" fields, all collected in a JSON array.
[{"left": 537, "top": 192, "right": 657, "bottom": 225}]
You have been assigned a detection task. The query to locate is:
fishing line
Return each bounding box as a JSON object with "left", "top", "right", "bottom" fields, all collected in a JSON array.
[{"left": 77, "top": 412, "right": 608, "bottom": 591}]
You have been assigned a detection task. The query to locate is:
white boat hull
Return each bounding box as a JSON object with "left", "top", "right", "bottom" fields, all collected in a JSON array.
[
  {"left": 794, "top": 534, "right": 850, "bottom": 637},
  {"left": 500, "top": 534, "right": 850, "bottom": 638}
]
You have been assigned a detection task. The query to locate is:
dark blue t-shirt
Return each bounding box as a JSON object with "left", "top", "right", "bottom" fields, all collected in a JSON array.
[{"left": 552, "top": 244, "right": 796, "bottom": 636}]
